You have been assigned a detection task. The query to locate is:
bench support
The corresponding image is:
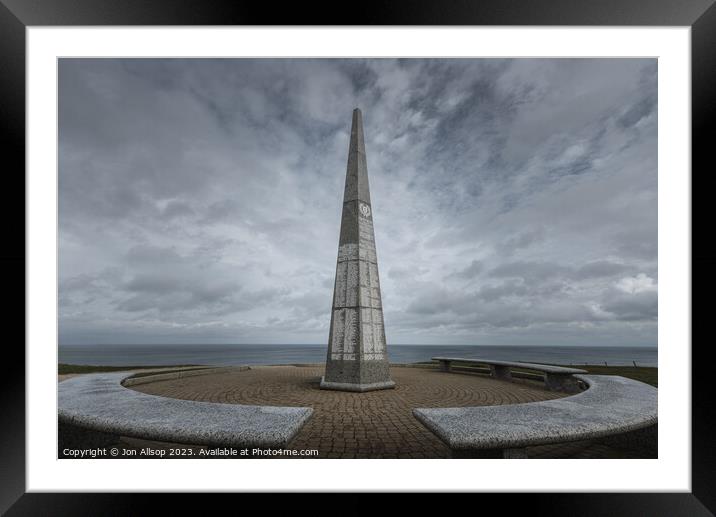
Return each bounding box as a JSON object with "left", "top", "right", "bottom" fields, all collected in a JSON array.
[
  {"left": 438, "top": 359, "right": 452, "bottom": 372},
  {"left": 595, "top": 424, "right": 657, "bottom": 456},
  {"left": 544, "top": 373, "right": 581, "bottom": 393},
  {"left": 503, "top": 448, "right": 528, "bottom": 459},
  {"left": 452, "top": 447, "right": 528, "bottom": 459},
  {"left": 489, "top": 364, "right": 513, "bottom": 382},
  {"left": 58, "top": 421, "right": 120, "bottom": 454}
]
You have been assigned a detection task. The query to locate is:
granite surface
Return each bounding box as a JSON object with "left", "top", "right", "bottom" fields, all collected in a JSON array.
[
  {"left": 432, "top": 357, "right": 587, "bottom": 375},
  {"left": 324, "top": 108, "right": 393, "bottom": 390},
  {"left": 319, "top": 376, "right": 396, "bottom": 392},
  {"left": 59, "top": 371, "right": 313, "bottom": 448},
  {"left": 413, "top": 374, "right": 657, "bottom": 450}
]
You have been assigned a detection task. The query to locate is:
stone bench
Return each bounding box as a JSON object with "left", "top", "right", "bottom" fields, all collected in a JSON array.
[
  {"left": 413, "top": 374, "right": 657, "bottom": 458},
  {"left": 432, "top": 356, "right": 588, "bottom": 393},
  {"left": 58, "top": 370, "right": 313, "bottom": 450}
]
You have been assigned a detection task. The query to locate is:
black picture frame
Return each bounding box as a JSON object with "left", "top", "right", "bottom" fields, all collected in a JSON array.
[{"left": 2, "top": 0, "right": 712, "bottom": 513}]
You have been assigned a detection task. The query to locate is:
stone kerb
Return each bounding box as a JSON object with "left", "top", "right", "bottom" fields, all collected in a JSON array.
[
  {"left": 412, "top": 374, "right": 657, "bottom": 458},
  {"left": 121, "top": 366, "right": 249, "bottom": 387},
  {"left": 59, "top": 370, "right": 313, "bottom": 449}
]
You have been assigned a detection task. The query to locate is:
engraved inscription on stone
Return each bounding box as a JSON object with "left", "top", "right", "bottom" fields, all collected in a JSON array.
[
  {"left": 331, "top": 308, "right": 358, "bottom": 360},
  {"left": 334, "top": 261, "right": 359, "bottom": 307},
  {"left": 359, "top": 307, "right": 386, "bottom": 360},
  {"left": 358, "top": 219, "right": 377, "bottom": 263},
  {"left": 337, "top": 243, "right": 358, "bottom": 262},
  {"left": 359, "top": 203, "right": 371, "bottom": 218}
]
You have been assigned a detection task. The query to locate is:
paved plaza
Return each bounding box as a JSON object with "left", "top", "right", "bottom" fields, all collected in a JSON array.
[{"left": 127, "top": 365, "right": 649, "bottom": 458}]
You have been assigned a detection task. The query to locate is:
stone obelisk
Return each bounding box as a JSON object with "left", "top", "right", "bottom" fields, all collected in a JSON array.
[{"left": 320, "top": 109, "right": 395, "bottom": 392}]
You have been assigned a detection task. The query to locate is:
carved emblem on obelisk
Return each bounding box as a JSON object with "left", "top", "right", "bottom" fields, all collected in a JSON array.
[{"left": 320, "top": 109, "right": 395, "bottom": 392}]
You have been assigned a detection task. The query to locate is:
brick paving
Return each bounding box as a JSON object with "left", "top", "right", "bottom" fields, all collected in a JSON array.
[{"left": 127, "top": 365, "right": 647, "bottom": 459}]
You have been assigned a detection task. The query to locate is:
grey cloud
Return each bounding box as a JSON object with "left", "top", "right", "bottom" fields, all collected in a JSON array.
[
  {"left": 59, "top": 58, "right": 657, "bottom": 346},
  {"left": 489, "top": 261, "right": 570, "bottom": 281},
  {"left": 618, "top": 96, "right": 656, "bottom": 129},
  {"left": 600, "top": 288, "right": 658, "bottom": 322},
  {"left": 574, "top": 260, "right": 632, "bottom": 280},
  {"left": 476, "top": 281, "right": 529, "bottom": 302},
  {"left": 448, "top": 260, "right": 484, "bottom": 280},
  {"left": 496, "top": 227, "right": 546, "bottom": 255},
  {"left": 613, "top": 227, "right": 658, "bottom": 260},
  {"left": 403, "top": 282, "right": 602, "bottom": 328},
  {"left": 161, "top": 200, "right": 195, "bottom": 220},
  {"left": 60, "top": 273, "right": 102, "bottom": 292}
]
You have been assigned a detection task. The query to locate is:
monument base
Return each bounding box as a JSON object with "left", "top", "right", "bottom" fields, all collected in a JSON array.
[{"left": 319, "top": 377, "right": 396, "bottom": 392}]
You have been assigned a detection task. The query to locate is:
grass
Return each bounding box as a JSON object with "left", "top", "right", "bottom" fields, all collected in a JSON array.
[{"left": 58, "top": 363, "right": 204, "bottom": 375}]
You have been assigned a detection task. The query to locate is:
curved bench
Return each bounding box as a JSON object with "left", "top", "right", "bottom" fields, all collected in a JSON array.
[
  {"left": 59, "top": 370, "right": 313, "bottom": 449},
  {"left": 413, "top": 374, "right": 657, "bottom": 458},
  {"left": 432, "top": 356, "right": 587, "bottom": 393}
]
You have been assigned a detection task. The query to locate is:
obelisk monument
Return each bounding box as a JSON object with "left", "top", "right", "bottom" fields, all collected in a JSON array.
[{"left": 320, "top": 109, "right": 395, "bottom": 392}]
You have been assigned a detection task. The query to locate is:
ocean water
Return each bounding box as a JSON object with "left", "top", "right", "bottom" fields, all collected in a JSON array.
[{"left": 58, "top": 344, "right": 657, "bottom": 367}]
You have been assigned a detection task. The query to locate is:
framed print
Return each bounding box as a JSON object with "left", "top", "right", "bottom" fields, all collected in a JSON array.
[{"left": 3, "top": 0, "right": 713, "bottom": 513}]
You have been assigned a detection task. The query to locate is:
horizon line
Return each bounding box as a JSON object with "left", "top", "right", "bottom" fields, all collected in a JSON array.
[{"left": 58, "top": 343, "right": 658, "bottom": 348}]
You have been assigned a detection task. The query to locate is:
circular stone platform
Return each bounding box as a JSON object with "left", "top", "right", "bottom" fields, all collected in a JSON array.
[{"left": 129, "top": 365, "right": 574, "bottom": 458}]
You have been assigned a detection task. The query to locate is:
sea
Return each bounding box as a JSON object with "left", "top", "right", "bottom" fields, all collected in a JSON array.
[{"left": 58, "top": 344, "right": 657, "bottom": 367}]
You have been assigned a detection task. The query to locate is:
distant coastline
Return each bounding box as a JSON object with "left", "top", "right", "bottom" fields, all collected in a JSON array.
[{"left": 58, "top": 344, "right": 658, "bottom": 368}]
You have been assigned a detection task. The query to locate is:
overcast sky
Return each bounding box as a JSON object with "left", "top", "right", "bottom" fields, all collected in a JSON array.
[{"left": 58, "top": 58, "right": 657, "bottom": 346}]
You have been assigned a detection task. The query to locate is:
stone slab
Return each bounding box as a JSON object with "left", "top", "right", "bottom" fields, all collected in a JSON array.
[
  {"left": 432, "top": 357, "right": 587, "bottom": 375},
  {"left": 59, "top": 371, "right": 313, "bottom": 448},
  {"left": 413, "top": 375, "right": 657, "bottom": 451}
]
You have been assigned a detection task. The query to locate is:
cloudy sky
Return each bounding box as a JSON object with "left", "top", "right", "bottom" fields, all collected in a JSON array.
[{"left": 58, "top": 58, "right": 657, "bottom": 346}]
